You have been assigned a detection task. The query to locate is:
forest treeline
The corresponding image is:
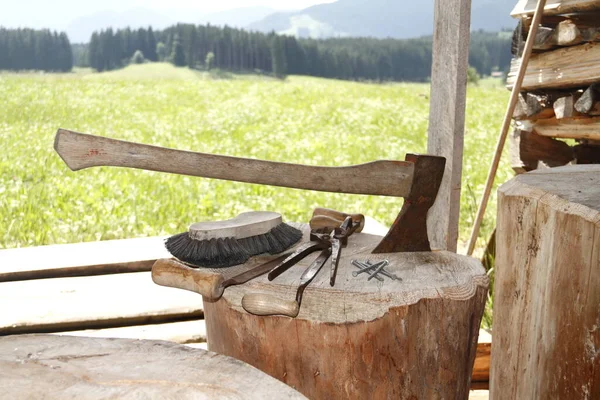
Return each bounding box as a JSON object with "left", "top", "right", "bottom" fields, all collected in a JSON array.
[
  {"left": 0, "top": 28, "right": 73, "bottom": 72},
  {"left": 81, "top": 24, "right": 512, "bottom": 81},
  {"left": 1, "top": 24, "right": 511, "bottom": 82}
]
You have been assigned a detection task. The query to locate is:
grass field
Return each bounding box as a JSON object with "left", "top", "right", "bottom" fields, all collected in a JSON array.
[{"left": 1, "top": 63, "right": 511, "bottom": 252}]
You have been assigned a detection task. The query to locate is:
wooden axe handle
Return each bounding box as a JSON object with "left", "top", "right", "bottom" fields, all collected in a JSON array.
[
  {"left": 54, "top": 129, "right": 414, "bottom": 197},
  {"left": 310, "top": 208, "right": 365, "bottom": 233}
]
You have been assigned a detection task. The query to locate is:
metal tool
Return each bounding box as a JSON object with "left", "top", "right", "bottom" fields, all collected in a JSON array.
[
  {"left": 242, "top": 215, "right": 361, "bottom": 317},
  {"left": 269, "top": 216, "right": 360, "bottom": 287},
  {"left": 241, "top": 248, "right": 332, "bottom": 317}
]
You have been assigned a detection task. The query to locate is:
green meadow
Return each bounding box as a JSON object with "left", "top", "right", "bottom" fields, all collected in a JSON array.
[{"left": 0, "top": 63, "right": 511, "bottom": 251}]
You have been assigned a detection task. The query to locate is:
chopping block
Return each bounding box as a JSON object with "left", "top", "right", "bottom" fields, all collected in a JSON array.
[{"left": 203, "top": 227, "right": 489, "bottom": 400}]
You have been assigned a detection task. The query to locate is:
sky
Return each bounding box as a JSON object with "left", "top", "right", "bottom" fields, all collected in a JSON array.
[{"left": 2, "top": 0, "right": 335, "bottom": 31}]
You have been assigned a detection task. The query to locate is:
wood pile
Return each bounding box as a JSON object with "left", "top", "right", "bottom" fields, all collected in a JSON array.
[{"left": 507, "top": 0, "right": 600, "bottom": 173}]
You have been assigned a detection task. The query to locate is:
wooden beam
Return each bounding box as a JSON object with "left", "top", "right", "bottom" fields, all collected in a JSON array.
[
  {"left": 57, "top": 320, "right": 207, "bottom": 344},
  {"left": 426, "top": 0, "right": 472, "bottom": 252},
  {"left": 0, "top": 236, "right": 170, "bottom": 282},
  {"left": 507, "top": 42, "right": 600, "bottom": 90},
  {"left": 511, "top": 0, "right": 600, "bottom": 17},
  {"left": 532, "top": 116, "right": 600, "bottom": 140},
  {"left": 0, "top": 272, "right": 203, "bottom": 334}
]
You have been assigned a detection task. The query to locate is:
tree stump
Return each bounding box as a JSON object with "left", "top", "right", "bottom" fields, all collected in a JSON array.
[
  {"left": 204, "top": 229, "right": 489, "bottom": 399},
  {"left": 0, "top": 334, "right": 305, "bottom": 399},
  {"left": 492, "top": 165, "right": 600, "bottom": 399}
]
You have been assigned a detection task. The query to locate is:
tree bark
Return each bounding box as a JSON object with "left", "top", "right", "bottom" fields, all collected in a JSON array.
[
  {"left": 492, "top": 165, "right": 600, "bottom": 399},
  {"left": 204, "top": 231, "right": 489, "bottom": 399}
]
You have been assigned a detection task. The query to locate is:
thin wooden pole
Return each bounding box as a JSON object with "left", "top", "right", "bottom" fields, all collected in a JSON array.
[{"left": 466, "top": 0, "right": 547, "bottom": 256}]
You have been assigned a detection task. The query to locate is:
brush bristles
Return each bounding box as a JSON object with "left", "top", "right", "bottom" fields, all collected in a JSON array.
[{"left": 165, "top": 223, "right": 303, "bottom": 268}]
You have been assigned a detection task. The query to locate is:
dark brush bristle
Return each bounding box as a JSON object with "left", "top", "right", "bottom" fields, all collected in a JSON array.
[{"left": 164, "top": 222, "right": 302, "bottom": 268}]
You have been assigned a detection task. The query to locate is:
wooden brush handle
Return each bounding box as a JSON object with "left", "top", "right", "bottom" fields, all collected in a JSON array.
[
  {"left": 241, "top": 293, "right": 299, "bottom": 317},
  {"left": 151, "top": 259, "right": 225, "bottom": 300},
  {"left": 54, "top": 129, "right": 414, "bottom": 197},
  {"left": 310, "top": 208, "right": 365, "bottom": 233}
]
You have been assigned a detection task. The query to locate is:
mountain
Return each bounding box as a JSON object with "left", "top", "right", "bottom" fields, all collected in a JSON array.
[
  {"left": 67, "top": 8, "right": 174, "bottom": 43},
  {"left": 247, "top": 0, "right": 517, "bottom": 39},
  {"left": 199, "top": 7, "right": 277, "bottom": 28},
  {"left": 66, "top": 6, "right": 276, "bottom": 44}
]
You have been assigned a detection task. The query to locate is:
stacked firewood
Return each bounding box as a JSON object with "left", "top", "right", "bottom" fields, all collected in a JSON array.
[{"left": 507, "top": 0, "right": 600, "bottom": 173}]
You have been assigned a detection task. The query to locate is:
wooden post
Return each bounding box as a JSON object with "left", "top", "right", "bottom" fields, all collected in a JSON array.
[
  {"left": 426, "top": 0, "right": 472, "bottom": 252},
  {"left": 204, "top": 228, "right": 489, "bottom": 399},
  {"left": 492, "top": 165, "right": 600, "bottom": 399}
]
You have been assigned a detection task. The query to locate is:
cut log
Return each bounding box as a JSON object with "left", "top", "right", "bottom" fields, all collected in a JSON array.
[
  {"left": 507, "top": 42, "right": 600, "bottom": 90},
  {"left": 511, "top": 0, "right": 600, "bottom": 17},
  {"left": 556, "top": 19, "right": 582, "bottom": 46},
  {"left": 510, "top": 129, "right": 540, "bottom": 174},
  {"left": 0, "top": 335, "right": 305, "bottom": 399},
  {"left": 532, "top": 20, "right": 600, "bottom": 50},
  {"left": 203, "top": 227, "right": 489, "bottom": 399},
  {"left": 575, "top": 84, "right": 600, "bottom": 115},
  {"left": 492, "top": 165, "right": 600, "bottom": 399},
  {"left": 531, "top": 116, "right": 600, "bottom": 140},
  {"left": 520, "top": 131, "right": 573, "bottom": 166},
  {"left": 512, "top": 93, "right": 556, "bottom": 121},
  {"left": 553, "top": 94, "right": 583, "bottom": 119},
  {"left": 574, "top": 143, "right": 600, "bottom": 163}
]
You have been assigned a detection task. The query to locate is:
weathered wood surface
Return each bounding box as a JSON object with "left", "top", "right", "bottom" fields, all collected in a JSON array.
[
  {"left": 0, "top": 335, "right": 305, "bottom": 399},
  {"left": 54, "top": 129, "right": 415, "bottom": 197},
  {"left": 0, "top": 272, "right": 203, "bottom": 334},
  {"left": 57, "top": 320, "right": 207, "bottom": 344},
  {"left": 426, "top": 0, "right": 471, "bottom": 252},
  {"left": 532, "top": 116, "right": 600, "bottom": 140},
  {"left": 510, "top": 130, "right": 573, "bottom": 173},
  {"left": 507, "top": 42, "right": 600, "bottom": 90},
  {"left": 204, "top": 229, "right": 489, "bottom": 399},
  {"left": 575, "top": 84, "right": 600, "bottom": 115},
  {"left": 0, "top": 236, "right": 169, "bottom": 282},
  {"left": 492, "top": 165, "right": 600, "bottom": 399},
  {"left": 532, "top": 19, "right": 600, "bottom": 49},
  {"left": 511, "top": 0, "right": 600, "bottom": 17}
]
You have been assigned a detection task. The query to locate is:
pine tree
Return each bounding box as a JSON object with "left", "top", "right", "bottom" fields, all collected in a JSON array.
[
  {"left": 269, "top": 34, "right": 286, "bottom": 79},
  {"left": 146, "top": 27, "right": 158, "bottom": 61},
  {"left": 171, "top": 34, "right": 186, "bottom": 67}
]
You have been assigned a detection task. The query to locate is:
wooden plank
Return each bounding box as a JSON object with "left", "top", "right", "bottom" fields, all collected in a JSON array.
[
  {"left": 57, "top": 320, "right": 207, "bottom": 344},
  {"left": 0, "top": 335, "right": 306, "bottom": 399},
  {"left": 511, "top": 0, "right": 600, "bottom": 17},
  {"left": 0, "top": 272, "right": 203, "bottom": 334},
  {"left": 532, "top": 116, "right": 600, "bottom": 140},
  {"left": 426, "top": 0, "right": 471, "bottom": 252},
  {"left": 507, "top": 42, "right": 600, "bottom": 90},
  {"left": 0, "top": 236, "right": 170, "bottom": 282}
]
